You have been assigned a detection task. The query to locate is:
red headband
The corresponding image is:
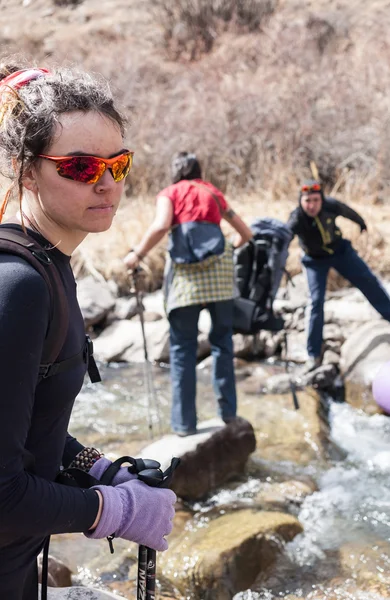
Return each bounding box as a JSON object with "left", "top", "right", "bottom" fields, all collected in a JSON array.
[{"left": 0, "top": 68, "right": 51, "bottom": 91}]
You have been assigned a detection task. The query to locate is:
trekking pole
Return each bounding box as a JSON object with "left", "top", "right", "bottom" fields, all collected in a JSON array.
[
  {"left": 129, "top": 268, "right": 162, "bottom": 439},
  {"left": 283, "top": 331, "right": 300, "bottom": 410},
  {"left": 136, "top": 457, "right": 180, "bottom": 600}
]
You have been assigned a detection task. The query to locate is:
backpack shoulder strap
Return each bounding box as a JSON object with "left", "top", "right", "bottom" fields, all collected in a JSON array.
[
  {"left": 189, "top": 181, "right": 225, "bottom": 215},
  {"left": 0, "top": 225, "right": 69, "bottom": 367},
  {"left": 0, "top": 225, "right": 101, "bottom": 383}
]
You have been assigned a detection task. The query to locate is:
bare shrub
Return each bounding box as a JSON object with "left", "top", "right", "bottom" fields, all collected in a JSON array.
[
  {"left": 153, "top": 0, "right": 277, "bottom": 59},
  {"left": 53, "top": 0, "right": 82, "bottom": 6}
]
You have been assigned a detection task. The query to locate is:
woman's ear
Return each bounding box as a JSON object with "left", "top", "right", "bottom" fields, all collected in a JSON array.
[{"left": 22, "top": 165, "right": 39, "bottom": 194}]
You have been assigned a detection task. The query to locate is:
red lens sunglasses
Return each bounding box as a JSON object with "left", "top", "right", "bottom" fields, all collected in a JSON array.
[
  {"left": 38, "top": 150, "right": 134, "bottom": 184},
  {"left": 301, "top": 182, "right": 321, "bottom": 193}
]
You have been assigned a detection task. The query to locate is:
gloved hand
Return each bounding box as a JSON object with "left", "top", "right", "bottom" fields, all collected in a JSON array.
[
  {"left": 85, "top": 479, "right": 176, "bottom": 551},
  {"left": 89, "top": 457, "right": 137, "bottom": 485}
]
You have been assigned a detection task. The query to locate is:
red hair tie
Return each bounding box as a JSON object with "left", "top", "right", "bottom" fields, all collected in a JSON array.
[{"left": 0, "top": 68, "right": 51, "bottom": 90}]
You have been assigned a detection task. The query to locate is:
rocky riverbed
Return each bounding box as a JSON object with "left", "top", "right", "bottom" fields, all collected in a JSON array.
[{"left": 41, "top": 273, "right": 390, "bottom": 599}]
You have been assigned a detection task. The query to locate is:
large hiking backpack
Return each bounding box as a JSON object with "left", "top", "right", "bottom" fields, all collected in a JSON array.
[
  {"left": 0, "top": 224, "right": 101, "bottom": 383},
  {"left": 233, "top": 217, "right": 292, "bottom": 335}
]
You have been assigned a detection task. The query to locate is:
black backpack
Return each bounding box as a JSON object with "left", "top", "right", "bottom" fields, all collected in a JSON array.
[
  {"left": 233, "top": 218, "right": 292, "bottom": 335},
  {"left": 0, "top": 224, "right": 101, "bottom": 383}
]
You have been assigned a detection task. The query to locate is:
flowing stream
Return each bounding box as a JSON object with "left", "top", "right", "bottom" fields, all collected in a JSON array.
[{"left": 49, "top": 362, "right": 390, "bottom": 599}]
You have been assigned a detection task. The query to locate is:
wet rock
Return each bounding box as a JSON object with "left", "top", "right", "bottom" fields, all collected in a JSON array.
[
  {"left": 340, "top": 320, "right": 390, "bottom": 385},
  {"left": 161, "top": 510, "right": 302, "bottom": 600},
  {"left": 240, "top": 389, "right": 341, "bottom": 466},
  {"left": 297, "top": 364, "right": 338, "bottom": 389},
  {"left": 38, "top": 555, "right": 72, "bottom": 587},
  {"left": 344, "top": 381, "right": 383, "bottom": 415},
  {"left": 339, "top": 540, "right": 390, "bottom": 592},
  {"left": 265, "top": 373, "right": 294, "bottom": 394},
  {"left": 255, "top": 479, "right": 317, "bottom": 510},
  {"left": 77, "top": 276, "right": 116, "bottom": 327},
  {"left": 239, "top": 365, "right": 272, "bottom": 394},
  {"left": 140, "top": 417, "right": 256, "bottom": 500},
  {"left": 39, "top": 585, "right": 125, "bottom": 598}
]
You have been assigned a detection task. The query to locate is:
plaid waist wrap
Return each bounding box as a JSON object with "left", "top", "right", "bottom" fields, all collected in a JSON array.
[{"left": 164, "top": 243, "right": 235, "bottom": 314}]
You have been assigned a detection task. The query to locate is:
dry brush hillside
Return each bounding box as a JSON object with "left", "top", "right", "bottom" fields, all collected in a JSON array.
[{"left": 2, "top": 0, "right": 390, "bottom": 287}]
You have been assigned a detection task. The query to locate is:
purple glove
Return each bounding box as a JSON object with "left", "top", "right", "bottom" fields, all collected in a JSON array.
[
  {"left": 89, "top": 457, "right": 137, "bottom": 485},
  {"left": 85, "top": 479, "right": 176, "bottom": 551}
]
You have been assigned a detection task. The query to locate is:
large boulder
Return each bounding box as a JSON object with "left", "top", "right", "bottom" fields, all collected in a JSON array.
[
  {"left": 93, "top": 317, "right": 211, "bottom": 363},
  {"left": 93, "top": 319, "right": 169, "bottom": 362},
  {"left": 241, "top": 389, "right": 344, "bottom": 467},
  {"left": 38, "top": 555, "right": 72, "bottom": 587},
  {"left": 76, "top": 276, "right": 116, "bottom": 327},
  {"left": 340, "top": 320, "right": 390, "bottom": 385},
  {"left": 140, "top": 417, "right": 256, "bottom": 500},
  {"left": 160, "top": 509, "right": 302, "bottom": 600}
]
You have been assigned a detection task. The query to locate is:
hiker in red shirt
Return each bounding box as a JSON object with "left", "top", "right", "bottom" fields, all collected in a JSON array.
[{"left": 125, "top": 152, "right": 253, "bottom": 436}]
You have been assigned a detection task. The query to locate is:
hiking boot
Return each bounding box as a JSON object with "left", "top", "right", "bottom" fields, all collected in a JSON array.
[
  {"left": 175, "top": 429, "right": 197, "bottom": 437},
  {"left": 223, "top": 416, "right": 238, "bottom": 425},
  {"left": 303, "top": 356, "right": 322, "bottom": 373}
]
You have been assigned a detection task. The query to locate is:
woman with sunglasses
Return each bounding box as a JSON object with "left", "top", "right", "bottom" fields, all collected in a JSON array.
[
  {"left": 0, "top": 63, "right": 176, "bottom": 599},
  {"left": 287, "top": 179, "right": 390, "bottom": 372},
  {"left": 124, "top": 152, "right": 253, "bottom": 436}
]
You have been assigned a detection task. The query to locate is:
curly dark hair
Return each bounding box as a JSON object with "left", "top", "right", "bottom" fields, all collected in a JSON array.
[{"left": 0, "top": 60, "right": 127, "bottom": 221}]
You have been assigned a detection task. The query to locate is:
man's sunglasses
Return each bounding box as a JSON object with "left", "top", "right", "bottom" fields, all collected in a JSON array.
[
  {"left": 38, "top": 151, "right": 134, "bottom": 184},
  {"left": 301, "top": 183, "right": 321, "bottom": 193}
]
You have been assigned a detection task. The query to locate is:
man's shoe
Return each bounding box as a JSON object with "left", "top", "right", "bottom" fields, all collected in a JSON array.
[
  {"left": 175, "top": 429, "right": 197, "bottom": 437},
  {"left": 223, "top": 416, "right": 238, "bottom": 425},
  {"left": 304, "top": 356, "right": 322, "bottom": 373}
]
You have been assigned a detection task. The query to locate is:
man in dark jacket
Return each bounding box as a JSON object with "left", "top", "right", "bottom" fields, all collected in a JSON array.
[{"left": 287, "top": 179, "right": 390, "bottom": 371}]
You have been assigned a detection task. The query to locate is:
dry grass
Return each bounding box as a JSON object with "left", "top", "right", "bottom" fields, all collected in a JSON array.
[
  {"left": 2, "top": 0, "right": 390, "bottom": 196},
  {"left": 2, "top": 0, "right": 390, "bottom": 291}
]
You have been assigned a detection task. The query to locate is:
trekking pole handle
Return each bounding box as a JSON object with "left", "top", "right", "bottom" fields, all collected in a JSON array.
[{"left": 136, "top": 457, "right": 180, "bottom": 600}]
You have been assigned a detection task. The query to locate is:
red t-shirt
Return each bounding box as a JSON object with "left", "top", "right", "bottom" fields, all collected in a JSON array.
[{"left": 157, "top": 179, "right": 227, "bottom": 226}]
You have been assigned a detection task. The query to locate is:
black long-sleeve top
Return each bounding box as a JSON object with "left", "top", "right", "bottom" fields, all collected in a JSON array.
[
  {"left": 0, "top": 225, "right": 99, "bottom": 579},
  {"left": 287, "top": 196, "right": 366, "bottom": 258}
]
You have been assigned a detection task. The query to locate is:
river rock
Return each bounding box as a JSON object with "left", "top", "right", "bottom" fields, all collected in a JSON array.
[
  {"left": 325, "top": 295, "right": 380, "bottom": 324},
  {"left": 344, "top": 381, "right": 383, "bottom": 415},
  {"left": 255, "top": 479, "right": 317, "bottom": 510},
  {"left": 110, "top": 296, "right": 139, "bottom": 320},
  {"left": 340, "top": 320, "right": 390, "bottom": 384},
  {"left": 38, "top": 555, "right": 72, "bottom": 587},
  {"left": 77, "top": 276, "right": 116, "bottom": 327},
  {"left": 233, "top": 333, "right": 265, "bottom": 359},
  {"left": 94, "top": 318, "right": 211, "bottom": 363},
  {"left": 323, "top": 323, "right": 345, "bottom": 343},
  {"left": 140, "top": 417, "right": 256, "bottom": 500},
  {"left": 322, "top": 349, "right": 340, "bottom": 365},
  {"left": 339, "top": 539, "right": 390, "bottom": 592},
  {"left": 265, "top": 373, "right": 294, "bottom": 394},
  {"left": 39, "top": 586, "right": 125, "bottom": 599},
  {"left": 93, "top": 319, "right": 169, "bottom": 362},
  {"left": 160, "top": 509, "right": 302, "bottom": 600},
  {"left": 283, "top": 330, "right": 307, "bottom": 363},
  {"left": 241, "top": 388, "right": 342, "bottom": 466}
]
